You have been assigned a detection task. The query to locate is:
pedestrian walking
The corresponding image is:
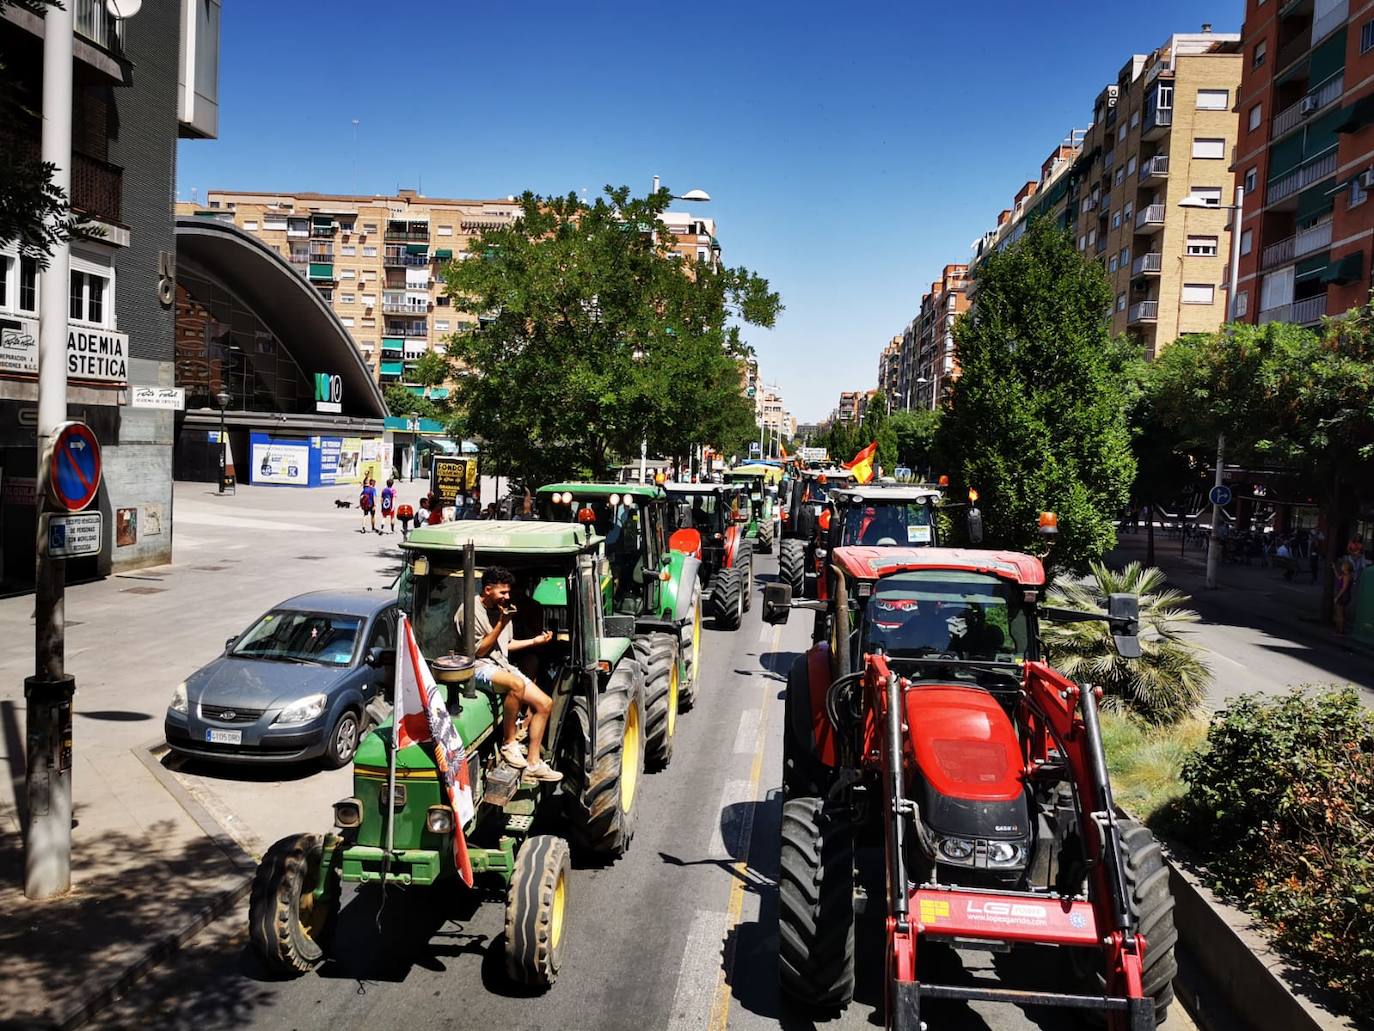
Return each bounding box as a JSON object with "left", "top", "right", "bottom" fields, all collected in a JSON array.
[
  {"left": 359, "top": 478, "right": 378, "bottom": 533},
  {"left": 380, "top": 479, "right": 397, "bottom": 534},
  {"left": 397, "top": 502, "right": 414, "bottom": 537},
  {"left": 1335, "top": 555, "right": 1356, "bottom": 636}
]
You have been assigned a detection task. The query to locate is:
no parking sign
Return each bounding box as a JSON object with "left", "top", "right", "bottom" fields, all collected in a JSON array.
[{"left": 45, "top": 421, "right": 102, "bottom": 512}]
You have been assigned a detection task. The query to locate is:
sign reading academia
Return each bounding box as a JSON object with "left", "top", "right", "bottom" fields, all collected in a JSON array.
[{"left": 0, "top": 319, "right": 128, "bottom": 384}]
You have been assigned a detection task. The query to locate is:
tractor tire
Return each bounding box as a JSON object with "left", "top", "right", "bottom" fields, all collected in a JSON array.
[
  {"left": 779, "top": 539, "right": 806, "bottom": 598},
  {"left": 248, "top": 833, "right": 340, "bottom": 976},
  {"left": 756, "top": 519, "right": 775, "bottom": 554},
  {"left": 564, "top": 660, "right": 645, "bottom": 859},
  {"left": 503, "top": 834, "right": 572, "bottom": 989},
  {"left": 778, "top": 796, "right": 855, "bottom": 1010},
  {"left": 1076, "top": 819, "right": 1179, "bottom": 1025},
  {"left": 783, "top": 656, "right": 832, "bottom": 800},
  {"left": 635, "top": 632, "right": 679, "bottom": 772},
  {"left": 713, "top": 568, "right": 743, "bottom": 630},
  {"left": 679, "top": 582, "right": 703, "bottom": 711},
  {"left": 736, "top": 539, "right": 755, "bottom": 611}
]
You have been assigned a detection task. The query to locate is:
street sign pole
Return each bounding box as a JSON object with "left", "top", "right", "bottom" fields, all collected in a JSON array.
[
  {"left": 27, "top": 0, "right": 75, "bottom": 901},
  {"left": 1205, "top": 434, "right": 1226, "bottom": 590}
]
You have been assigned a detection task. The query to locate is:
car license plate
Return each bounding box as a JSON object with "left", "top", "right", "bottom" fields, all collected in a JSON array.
[{"left": 206, "top": 728, "right": 242, "bottom": 745}]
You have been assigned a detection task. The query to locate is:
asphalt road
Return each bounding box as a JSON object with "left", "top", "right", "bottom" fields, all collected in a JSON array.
[{"left": 94, "top": 549, "right": 1197, "bottom": 1031}]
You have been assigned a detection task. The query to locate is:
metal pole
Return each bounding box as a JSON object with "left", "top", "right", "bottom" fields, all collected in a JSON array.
[
  {"left": 1206, "top": 433, "right": 1225, "bottom": 589},
  {"left": 1228, "top": 185, "right": 1245, "bottom": 322},
  {"left": 639, "top": 433, "right": 647, "bottom": 485},
  {"left": 1205, "top": 186, "right": 1244, "bottom": 592},
  {"left": 217, "top": 405, "right": 226, "bottom": 493},
  {"left": 26, "top": 0, "right": 75, "bottom": 900}
]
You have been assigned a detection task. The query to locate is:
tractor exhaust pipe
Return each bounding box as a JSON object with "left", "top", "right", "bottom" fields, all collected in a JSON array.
[
  {"left": 462, "top": 541, "right": 477, "bottom": 698},
  {"left": 885, "top": 671, "right": 910, "bottom": 928}
]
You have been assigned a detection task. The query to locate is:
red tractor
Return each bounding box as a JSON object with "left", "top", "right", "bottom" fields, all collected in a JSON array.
[{"left": 763, "top": 545, "right": 1176, "bottom": 1031}]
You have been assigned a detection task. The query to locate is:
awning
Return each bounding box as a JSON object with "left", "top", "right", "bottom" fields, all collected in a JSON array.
[
  {"left": 380, "top": 360, "right": 404, "bottom": 375},
  {"left": 1322, "top": 250, "right": 1364, "bottom": 284},
  {"left": 1336, "top": 94, "right": 1374, "bottom": 133},
  {"left": 381, "top": 337, "right": 404, "bottom": 350},
  {"left": 433, "top": 248, "right": 453, "bottom": 259},
  {"left": 406, "top": 243, "right": 428, "bottom": 254},
  {"left": 429, "top": 387, "right": 449, "bottom": 399}
]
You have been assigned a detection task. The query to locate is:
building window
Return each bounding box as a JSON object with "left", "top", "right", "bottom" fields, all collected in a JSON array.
[
  {"left": 1253, "top": 40, "right": 1266, "bottom": 67},
  {"left": 438, "top": 225, "right": 454, "bottom": 236},
  {"left": 363, "top": 223, "right": 377, "bottom": 234},
  {"left": 1088, "top": 228, "right": 1096, "bottom": 246},
  {"left": 1112, "top": 211, "right": 1122, "bottom": 229},
  {"left": 1352, "top": 177, "right": 1369, "bottom": 207},
  {"left": 1248, "top": 104, "right": 1262, "bottom": 131},
  {"left": 1116, "top": 292, "right": 1127, "bottom": 312},
  {"left": 0, "top": 255, "right": 8, "bottom": 309},
  {"left": 361, "top": 318, "right": 376, "bottom": 329},
  {"left": 318, "top": 288, "right": 333, "bottom": 302},
  {"left": 341, "top": 316, "right": 354, "bottom": 327},
  {"left": 1244, "top": 167, "right": 1257, "bottom": 194},
  {"left": 361, "top": 294, "right": 376, "bottom": 306},
  {"left": 1109, "top": 256, "right": 1119, "bottom": 272},
  {"left": 363, "top": 246, "right": 378, "bottom": 257},
  {"left": 1241, "top": 228, "right": 1253, "bottom": 255},
  {"left": 340, "top": 269, "right": 356, "bottom": 279},
  {"left": 68, "top": 269, "right": 109, "bottom": 325},
  {"left": 435, "top": 319, "right": 450, "bottom": 331},
  {"left": 341, "top": 245, "right": 356, "bottom": 256},
  {"left": 1118, "top": 122, "right": 1127, "bottom": 142},
  {"left": 243, "top": 220, "right": 259, "bottom": 231},
  {"left": 1078, "top": 234, "right": 1087, "bottom": 251},
  {"left": 341, "top": 293, "right": 355, "bottom": 304},
  {"left": 1127, "top": 155, "right": 1137, "bottom": 175},
  {"left": 1192, "top": 138, "right": 1227, "bottom": 159},
  {"left": 1235, "top": 290, "right": 1249, "bottom": 317},
  {"left": 1123, "top": 201, "right": 1133, "bottom": 221},
  {"left": 19, "top": 256, "right": 37, "bottom": 312},
  {"left": 263, "top": 216, "right": 287, "bottom": 231},
  {"left": 1120, "top": 246, "right": 1131, "bottom": 266},
  {"left": 1186, "top": 235, "right": 1219, "bottom": 256},
  {"left": 1362, "top": 19, "right": 1374, "bottom": 53},
  {"left": 436, "top": 294, "right": 451, "bottom": 306},
  {"left": 1182, "top": 283, "right": 1215, "bottom": 304},
  {"left": 1114, "top": 167, "right": 1125, "bottom": 186},
  {"left": 1197, "top": 89, "right": 1229, "bottom": 110},
  {"left": 1130, "top": 110, "right": 1140, "bottom": 129},
  {"left": 1190, "top": 186, "right": 1223, "bottom": 206}
]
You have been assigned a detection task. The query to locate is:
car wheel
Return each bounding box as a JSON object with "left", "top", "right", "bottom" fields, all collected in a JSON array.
[{"left": 323, "top": 709, "right": 360, "bottom": 769}]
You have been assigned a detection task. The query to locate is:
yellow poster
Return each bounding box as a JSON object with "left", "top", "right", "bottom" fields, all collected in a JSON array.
[
  {"left": 359, "top": 438, "right": 383, "bottom": 484},
  {"left": 337, "top": 437, "right": 363, "bottom": 484}
]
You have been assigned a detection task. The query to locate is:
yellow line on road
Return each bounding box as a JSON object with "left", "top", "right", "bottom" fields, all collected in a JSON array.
[{"left": 707, "top": 624, "right": 780, "bottom": 1031}]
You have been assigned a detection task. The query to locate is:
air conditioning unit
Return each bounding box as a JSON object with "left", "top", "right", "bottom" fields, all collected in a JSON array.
[
  {"left": 1359, "top": 168, "right": 1374, "bottom": 190},
  {"left": 1300, "top": 95, "right": 1319, "bottom": 115}
]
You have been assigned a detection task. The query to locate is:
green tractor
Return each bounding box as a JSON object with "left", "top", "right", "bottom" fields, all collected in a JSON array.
[
  {"left": 536, "top": 483, "right": 703, "bottom": 769},
  {"left": 723, "top": 463, "right": 782, "bottom": 554},
  {"left": 248, "top": 521, "right": 647, "bottom": 989},
  {"left": 663, "top": 482, "right": 755, "bottom": 631}
]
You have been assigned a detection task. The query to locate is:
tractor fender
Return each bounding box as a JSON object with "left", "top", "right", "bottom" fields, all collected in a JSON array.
[
  {"left": 668, "top": 527, "right": 702, "bottom": 558},
  {"left": 723, "top": 525, "right": 742, "bottom": 567},
  {"left": 804, "top": 643, "right": 838, "bottom": 768},
  {"left": 657, "top": 552, "right": 700, "bottom": 622}
]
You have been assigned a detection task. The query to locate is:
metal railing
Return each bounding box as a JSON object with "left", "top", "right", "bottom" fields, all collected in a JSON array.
[
  {"left": 1267, "top": 148, "right": 1338, "bottom": 203},
  {"left": 1132, "top": 253, "right": 1163, "bottom": 275},
  {"left": 1136, "top": 204, "right": 1166, "bottom": 229},
  {"left": 382, "top": 302, "right": 430, "bottom": 315},
  {"left": 1269, "top": 219, "right": 1334, "bottom": 268},
  {"left": 70, "top": 151, "right": 123, "bottom": 225},
  {"left": 310, "top": 225, "right": 336, "bottom": 238},
  {"left": 383, "top": 249, "right": 429, "bottom": 267},
  {"left": 1138, "top": 155, "right": 1169, "bottom": 182},
  {"left": 1142, "top": 105, "right": 1173, "bottom": 136},
  {"left": 1258, "top": 303, "right": 1292, "bottom": 325},
  {"left": 1128, "top": 300, "right": 1159, "bottom": 323},
  {"left": 1272, "top": 73, "right": 1343, "bottom": 136},
  {"left": 384, "top": 229, "right": 430, "bottom": 242},
  {"left": 1262, "top": 234, "right": 1297, "bottom": 269},
  {"left": 74, "top": 0, "right": 121, "bottom": 51},
  {"left": 1294, "top": 293, "right": 1328, "bottom": 324}
]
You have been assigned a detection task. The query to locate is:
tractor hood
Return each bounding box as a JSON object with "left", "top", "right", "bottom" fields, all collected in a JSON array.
[{"left": 904, "top": 684, "right": 1024, "bottom": 804}]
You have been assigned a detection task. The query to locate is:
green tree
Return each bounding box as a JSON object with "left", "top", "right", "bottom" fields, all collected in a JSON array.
[
  {"left": 889, "top": 408, "right": 940, "bottom": 476},
  {"left": 936, "top": 218, "right": 1135, "bottom": 570},
  {"left": 442, "top": 187, "right": 779, "bottom": 484},
  {"left": 1043, "top": 561, "right": 1210, "bottom": 724}
]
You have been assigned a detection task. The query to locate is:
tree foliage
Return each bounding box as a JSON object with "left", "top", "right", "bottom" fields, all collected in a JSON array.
[
  {"left": 889, "top": 408, "right": 940, "bottom": 475},
  {"left": 937, "top": 218, "right": 1135, "bottom": 570},
  {"left": 438, "top": 187, "right": 780, "bottom": 484}
]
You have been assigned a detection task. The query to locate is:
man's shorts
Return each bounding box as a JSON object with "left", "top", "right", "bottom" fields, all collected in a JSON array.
[{"left": 473, "top": 660, "right": 530, "bottom": 693}]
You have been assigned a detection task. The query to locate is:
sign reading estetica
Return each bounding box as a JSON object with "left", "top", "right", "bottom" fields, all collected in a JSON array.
[{"left": 0, "top": 319, "right": 128, "bottom": 385}]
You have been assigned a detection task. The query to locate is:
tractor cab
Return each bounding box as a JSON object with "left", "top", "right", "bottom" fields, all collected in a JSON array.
[
  {"left": 664, "top": 482, "right": 755, "bottom": 631},
  {"left": 723, "top": 463, "right": 783, "bottom": 553}
]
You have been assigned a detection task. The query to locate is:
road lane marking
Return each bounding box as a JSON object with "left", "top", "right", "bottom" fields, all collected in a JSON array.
[
  {"left": 757, "top": 621, "right": 773, "bottom": 645},
  {"left": 709, "top": 779, "right": 752, "bottom": 858},
  {"left": 1206, "top": 646, "right": 1246, "bottom": 669},
  {"left": 666, "top": 909, "right": 730, "bottom": 1031},
  {"left": 732, "top": 709, "right": 760, "bottom": 754},
  {"left": 708, "top": 623, "right": 781, "bottom": 1031}
]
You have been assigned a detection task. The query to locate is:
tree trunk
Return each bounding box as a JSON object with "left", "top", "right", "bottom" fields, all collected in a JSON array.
[
  {"left": 1146, "top": 503, "right": 1155, "bottom": 566},
  {"left": 1319, "top": 475, "right": 1343, "bottom": 624}
]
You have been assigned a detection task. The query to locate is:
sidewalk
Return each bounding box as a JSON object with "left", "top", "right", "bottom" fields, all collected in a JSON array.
[{"left": 1107, "top": 529, "right": 1374, "bottom": 708}]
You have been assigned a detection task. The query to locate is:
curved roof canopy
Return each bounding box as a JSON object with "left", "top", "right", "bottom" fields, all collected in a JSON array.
[{"left": 175, "top": 216, "right": 386, "bottom": 419}]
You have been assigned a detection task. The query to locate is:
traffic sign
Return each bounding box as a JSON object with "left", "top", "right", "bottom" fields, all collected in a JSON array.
[
  {"left": 42, "top": 512, "right": 103, "bottom": 558},
  {"left": 1209, "top": 484, "right": 1233, "bottom": 507},
  {"left": 47, "top": 421, "right": 102, "bottom": 512}
]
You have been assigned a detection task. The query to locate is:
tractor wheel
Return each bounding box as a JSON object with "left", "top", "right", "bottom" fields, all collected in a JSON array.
[
  {"left": 565, "top": 660, "right": 645, "bottom": 859},
  {"left": 248, "top": 833, "right": 340, "bottom": 976},
  {"left": 736, "top": 540, "right": 755, "bottom": 611},
  {"left": 713, "top": 568, "right": 743, "bottom": 629},
  {"left": 1075, "top": 819, "right": 1179, "bottom": 1025},
  {"left": 503, "top": 834, "right": 572, "bottom": 989},
  {"left": 757, "top": 519, "right": 775, "bottom": 554},
  {"left": 783, "top": 656, "right": 831, "bottom": 800},
  {"left": 635, "top": 632, "right": 679, "bottom": 771},
  {"left": 778, "top": 796, "right": 855, "bottom": 1010},
  {"left": 679, "top": 583, "right": 703, "bottom": 711},
  {"left": 779, "top": 539, "right": 806, "bottom": 598}
]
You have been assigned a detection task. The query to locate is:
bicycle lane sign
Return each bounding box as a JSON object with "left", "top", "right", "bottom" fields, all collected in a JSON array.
[{"left": 46, "top": 421, "right": 102, "bottom": 512}]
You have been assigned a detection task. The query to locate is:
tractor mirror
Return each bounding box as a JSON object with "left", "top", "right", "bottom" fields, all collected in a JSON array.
[
  {"left": 763, "top": 583, "right": 792, "bottom": 625},
  {"left": 967, "top": 507, "right": 984, "bottom": 545},
  {"left": 1108, "top": 593, "right": 1141, "bottom": 659}
]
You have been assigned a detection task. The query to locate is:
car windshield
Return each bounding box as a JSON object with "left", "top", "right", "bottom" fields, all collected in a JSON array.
[
  {"left": 840, "top": 501, "right": 934, "bottom": 547},
  {"left": 232, "top": 610, "right": 362, "bottom": 667},
  {"left": 864, "top": 571, "right": 1028, "bottom": 661}
]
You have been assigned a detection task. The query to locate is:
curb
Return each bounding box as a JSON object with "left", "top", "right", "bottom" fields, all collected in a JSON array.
[
  {"left": 1163, "top": 846, "right": 1359, "bottom": 1031},
  {"left": 48, "top": 742, "right": 259, "bottom": 1031}
]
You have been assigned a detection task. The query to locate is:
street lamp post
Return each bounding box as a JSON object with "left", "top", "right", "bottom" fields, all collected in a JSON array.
[{"left": 1180, "top": 185, "right": 1245, "bottom": 590}]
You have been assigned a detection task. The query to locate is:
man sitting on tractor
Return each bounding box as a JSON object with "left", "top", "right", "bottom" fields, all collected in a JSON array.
[{"left": 455, "top": 566, "right": 563, "bottom": 783}]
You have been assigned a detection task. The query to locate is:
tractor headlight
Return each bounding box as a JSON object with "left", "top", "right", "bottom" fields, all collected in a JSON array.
[
  {"left": 274, "top": 693, "right": 327, "bottom": 726},
  {"left": 987, "top": 841, "right": 1027, "bottom": 867},
  {"left": 426, "top": 805, "right": 454, "bottom": 834},
  {"left": 333, "top": 797, "right": 362, "bottom": 828},
  {"left": 169, "top": 682, "right": 189, "bottom": 716},
  {"left": 937, "top": 836, "right": 976, "bottom": 864}
]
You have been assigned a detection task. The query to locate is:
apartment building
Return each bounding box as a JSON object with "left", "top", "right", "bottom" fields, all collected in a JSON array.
[
  {"left": 835, "top": 391, "right": 861, "bottom": 424},
  {"left": 907, "top": 264, "right": 971, "bottom": 409},
  {"left": 658, "top": 211, "right": 721, "bottom": 267},
  {"left": 970, "top": 133, "right": 1087, "bottom": 268},
  {"left": 1233, "top": 0, "right": 1373, "bottom": 328},
  {"left": 878, "top": 336, "right": 901, "bottom": 401}
]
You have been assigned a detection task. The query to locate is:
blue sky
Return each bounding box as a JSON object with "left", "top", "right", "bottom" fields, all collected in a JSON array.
[{"left": 177, "top": 0, "right": 1242, "bottom": 422}]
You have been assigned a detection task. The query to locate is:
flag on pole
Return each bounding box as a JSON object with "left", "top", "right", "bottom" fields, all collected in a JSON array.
[
  {"left": 779, "top": 442, "right": 789, "bottom": 460},
  {"left": 394, "top": 614, "right": 475, "bottom": 886},
  {"left": 844, "top": 441, "right": 878, "bottom": 485}
]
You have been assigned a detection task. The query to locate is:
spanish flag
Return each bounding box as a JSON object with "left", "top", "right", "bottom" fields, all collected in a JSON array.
[
  {"left": 844, "top": 441, "right": 878, "bottom": 484},
  {"left": 779, "top": 443, "right": 789, "bottom": 460}
]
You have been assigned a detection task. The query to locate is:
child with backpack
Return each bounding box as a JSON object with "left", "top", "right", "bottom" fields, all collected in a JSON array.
[
  {"left": 380, "top": 479, "right": 397, "bottom": 534},
  {"left": 359, "top": 479, "right": 378, "bottom": 533}
]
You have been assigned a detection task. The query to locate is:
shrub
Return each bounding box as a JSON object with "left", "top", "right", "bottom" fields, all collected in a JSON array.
[{"left": 1179, "top": 688, "right": 1374, "bottom": 1013}]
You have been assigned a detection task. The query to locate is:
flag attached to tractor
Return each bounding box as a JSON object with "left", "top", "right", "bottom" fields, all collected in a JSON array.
[
  {"left": 394, "top": 614, "right": 475, "bottom": 886},
  {"left": 844, "top": 441, "right": 878, "bottom": 484}
]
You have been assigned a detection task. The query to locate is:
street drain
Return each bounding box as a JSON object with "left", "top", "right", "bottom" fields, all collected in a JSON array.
[{"left": 120, "top": 586, "right": 167, "bottom": 595}]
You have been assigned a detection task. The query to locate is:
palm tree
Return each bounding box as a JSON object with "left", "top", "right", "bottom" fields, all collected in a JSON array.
[{"left": 1042, "top": 561, "right": 1210, "bottom": 724}]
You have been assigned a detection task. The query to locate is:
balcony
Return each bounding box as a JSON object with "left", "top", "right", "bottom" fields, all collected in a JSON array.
[
  {"left": 70, "top": 151, "right": 123, "bottom": 226},
  {"left": 1095, "top": 234, "right": 1108, "bottom": 255},
  {"left": 1142, "top": 104, "right": 1173, "bottom": 140},
  {"left": 386, "top": 323, "right": 428, "bottom": 338},
  {"left": 384, "top": 226, "right": 430, "bottom": 243},
  {"left": 74, "top": 0, "right": 121, "bottom": 51},
  {"left": 1128, "top": 300, "right": 1159, "bottom": 324},
  {"left": 1267, "top": 148, "right": 1337, "bottom": 204},
  {"left": 308, "top": 263, "right": 335, "bottom": 281},
  {"left": 382, "top": 302, "right": 430, "bottom": 315},
  {"left": 1132, "top": 252, "right": 1163, "bottom": 276},
  {"left": 1135, "top": 204, "right": 1166, "bottom": 231},
  {"left": 1262, "top": 219, "right": 1333, "bottom": 269},
  {"left": 383, "top": 247, "right": 429, "bottom": 267},
  {"left": 308, "top": 248, "right": 334, "bottom": 263},
  {"left": 1262, "top": 234, "right": 1296, "bottom": 269},
  {"left": 310, "top": 224, "right": 337, "bottom": 238},
  {"left": 1272, "top": 74, "right": 1343, "bottom": 137},
  {"left": 1294, "top": 293, "right": 1328, "bottom": 324},
  {"left": 1138, "top": 155, "right": 1169, "bottom": 183}
]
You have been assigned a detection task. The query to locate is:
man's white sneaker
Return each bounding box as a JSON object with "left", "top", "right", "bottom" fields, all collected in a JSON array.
[
  {"left": 500, "top": 741, "right": 528, "bottom": 769},
  {"left": 524, "top": 761, "right": 563, "bottom": 783}
]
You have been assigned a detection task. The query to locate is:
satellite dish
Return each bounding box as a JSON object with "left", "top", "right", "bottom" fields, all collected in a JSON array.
[
  {"left": 107, "top": 0, "right": 142, "bottom": 16},
  {"left": 678, "top": 189, "right": 712, "bottom": 202}
]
